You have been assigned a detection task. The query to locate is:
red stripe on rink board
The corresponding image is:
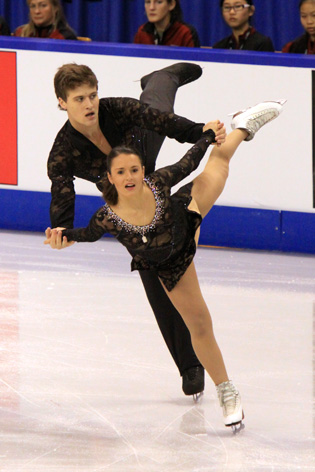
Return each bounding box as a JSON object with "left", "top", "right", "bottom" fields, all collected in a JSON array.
[{"left": 0, "top": 52, "right": 17, "bottom": 185}]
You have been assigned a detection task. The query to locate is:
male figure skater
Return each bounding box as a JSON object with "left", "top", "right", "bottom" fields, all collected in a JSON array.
[{"left": 47, "top": 61, "right": 220, "bottom": 398}]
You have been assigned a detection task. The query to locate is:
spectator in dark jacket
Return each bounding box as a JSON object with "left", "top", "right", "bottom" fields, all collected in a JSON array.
[
  {"left": 282, "top": 0, "right": 315, "bottom": 54},
  {"left": 14, "top": 0, "right": 77, "bottom": 39},
  {"left": 0, "top": 16, "right": 11, "bottom": 36},
  {"left": 134, "top": 0, "right": 200, "bottom": 48},
  {"left": 213, "top": 0, "right": 274, "bottom": 52}
]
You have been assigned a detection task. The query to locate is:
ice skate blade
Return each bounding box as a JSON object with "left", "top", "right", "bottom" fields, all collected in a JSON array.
[
  {"left": 230, "top": 421, "right": 245, "bottom": 435},
  {"left": 193, "top": 391, "right": 204, "bottom": 403}
]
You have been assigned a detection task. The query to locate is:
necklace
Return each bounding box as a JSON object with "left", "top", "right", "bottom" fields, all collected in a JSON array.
[
  {"left": 141, "top": 185, "right": 148, "bottom": 243},
  {"left": 104, "top": 177, "right": 164, "bottom": 242}
]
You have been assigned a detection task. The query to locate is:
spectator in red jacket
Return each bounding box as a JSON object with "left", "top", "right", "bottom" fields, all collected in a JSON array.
[
  {"left": 134, "top": 0, "right": 200, "bottom": 48},
  {"left": 14, "top": 0, "right": 77, "bottom": 39},
  {"left": 282, "top": 0, "right": 315, "bottom": 54}
]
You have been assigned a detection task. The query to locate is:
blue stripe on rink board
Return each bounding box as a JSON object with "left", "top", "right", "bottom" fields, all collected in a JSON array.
[
  {"left": 281, "top": 211, "right": 315, "bottom": 254},
  {"left": 0, "top": 189, "right": 314, "bottom": 254},
  {"left": 198, "top": 205, "right": 282, "bottom": 251},
  {"left": 1, "top": 36, "right": 315, "bottom": 69}
]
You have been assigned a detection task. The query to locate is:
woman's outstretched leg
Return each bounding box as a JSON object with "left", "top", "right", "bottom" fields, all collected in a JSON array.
[
  {"left": 192, "top": 129, "right": 247, "bottom": 218},
  {"left": 192, "top": 100, "right": 286, "bottom": 219}
]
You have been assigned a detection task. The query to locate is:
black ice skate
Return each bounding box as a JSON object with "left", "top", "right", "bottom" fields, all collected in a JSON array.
[
  {"left": 140, "top": 62, "right": 202, "bottom": 91},
  {"left": 182, "top": 365, "right": 205, "bottom": 402}
]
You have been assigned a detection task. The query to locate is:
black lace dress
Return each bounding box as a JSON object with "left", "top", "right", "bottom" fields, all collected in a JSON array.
[
  {"left": 62, "top": 130, "right": 215, "bottom": 291},
  {"left": 48, "top": 97, "right": 204, "bottom": 229}
]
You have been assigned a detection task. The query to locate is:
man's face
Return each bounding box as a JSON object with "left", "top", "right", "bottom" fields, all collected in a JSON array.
[
  {"left": 58, "top": 84, "right": 99, "bottom": 129},
  {"left": 221, "top": 1, "right": 254, "bottom": 30}
]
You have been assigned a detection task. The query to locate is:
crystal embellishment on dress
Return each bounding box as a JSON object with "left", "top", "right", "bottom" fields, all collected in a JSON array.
[{"left": 103, "top": 176, "right": 164, "bottom": 243}]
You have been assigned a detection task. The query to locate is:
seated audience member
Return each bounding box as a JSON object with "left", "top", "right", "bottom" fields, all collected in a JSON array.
[
  {"left": 134, "top": 0, "right": 200, "bottom": 47},
  {"left": 0, "top": 16, "right": 11, "bottom": 35},
  {"left": 14, "top": 0, "right": 77, "bottom": 39},
  {"left": 282, "top": 0, "right": 315, "bottom": 54},
  {"left": 213, "top": 0, "right": 274, "bottom": 51}
]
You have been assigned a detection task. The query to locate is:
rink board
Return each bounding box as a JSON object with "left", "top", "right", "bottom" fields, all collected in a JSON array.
[
  {"left": 0, "top": 37, "right": 314, "bottom": 253},
  {"left": 1, "top": 188, "right": 314, "bottom": 254}
]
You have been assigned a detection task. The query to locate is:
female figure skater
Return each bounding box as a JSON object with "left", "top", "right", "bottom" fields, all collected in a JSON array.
[{"left": 45, "top": 99, "right": 285, "bottom": 431}]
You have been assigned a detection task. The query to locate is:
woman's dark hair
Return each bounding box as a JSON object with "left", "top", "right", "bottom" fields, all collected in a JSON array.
[
  {"left": 220, "top": 0, "right": 253, "bottom": 6},
  {"left": 170, "top": 0, "right": 183, "bottom": 23},
  {"left": 102, "top": 146, "right": 144, "bottom": 206}
]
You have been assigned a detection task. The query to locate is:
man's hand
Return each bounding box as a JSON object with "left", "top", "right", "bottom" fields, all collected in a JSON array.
[
  {"left": 203, "top": 120, "right": 226, "bottom": 146},
  {"left": 44, "top": 227, "right": 75, "bottom": 249}
]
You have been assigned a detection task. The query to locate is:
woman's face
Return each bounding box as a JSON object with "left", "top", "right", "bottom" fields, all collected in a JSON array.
[
  {"left": 144, "top": 0, "right": 176, "bottom": 27},
  {"left": 29, "top": 0, "right": 56, "bottom": 27},
  {"left": 221, "top": 1, "right": 254, "bottom": 31},
  {"left": 107, "top": 153, "right": 145, "bottom": 199},
  {"left": 300, "top": 1, "right": 315, "bottom": 38}
]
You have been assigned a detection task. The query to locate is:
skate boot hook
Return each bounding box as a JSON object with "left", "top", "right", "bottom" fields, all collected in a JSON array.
[
  {"left": 216, "top": 380, "right": 245, "bottom": 434},
  {"left": 230, "top": 99, "right": 287, "bottom": 141}
]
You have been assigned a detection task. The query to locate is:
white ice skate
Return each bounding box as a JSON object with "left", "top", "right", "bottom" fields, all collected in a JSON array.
[
  {"left": 216, "top": 380, "right": 244, "bottom": 434},
  {"left": 230, "top": 99, "right": 286, "bottom": 141}
]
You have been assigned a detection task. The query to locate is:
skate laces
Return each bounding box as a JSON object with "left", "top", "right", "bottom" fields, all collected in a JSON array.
[
  {"left": 216, "top": 381, "right": 240, "bottom": 416},
  {"left": 246, "top": 108, "right": 278, "bottom": 133}
]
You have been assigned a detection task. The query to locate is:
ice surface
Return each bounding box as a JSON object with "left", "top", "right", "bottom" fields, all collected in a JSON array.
[{"left": 0, "top": 230, "right": 314, "bottom": 471}]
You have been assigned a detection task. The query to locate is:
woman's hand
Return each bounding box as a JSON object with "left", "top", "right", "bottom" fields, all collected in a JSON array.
[
  {"left": 44, "top": 227, "right": 75, "bottom": 249},
  {"left": 203, "top": 120, "right": 226, "bottom": 146}
]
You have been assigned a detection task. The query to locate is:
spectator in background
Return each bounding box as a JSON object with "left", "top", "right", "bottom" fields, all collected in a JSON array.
[
  {"left": 134, "top": 0, "right": 200, "bottom": 47},
  {"left": 282, "top": 0, "right": 315, "bottom": 54},
  {"left": 213, "top": 0, "right": 274, "bottom": 51},
  {"left": 14, "top": 0, "right": 77, "bottom": 39},
  {"left": 0, "top": 16, "right": 11, "bottom": 35}
]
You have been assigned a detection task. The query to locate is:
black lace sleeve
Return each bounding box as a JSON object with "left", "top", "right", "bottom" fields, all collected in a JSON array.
[
  {"left": 62, "top": 206, "right": 112, "bottom": 242},
  {"left": 49, "top": 178, "right": 75, "bottom": 229},
  {"left": 47, "top": 128, "right": 76, "bottom": 229},
  {"left": 151, "top": 129, "right": 215, "bottom": 188},
  {"left": 106, "top": 97, "right": 204, "bottom": 144}
]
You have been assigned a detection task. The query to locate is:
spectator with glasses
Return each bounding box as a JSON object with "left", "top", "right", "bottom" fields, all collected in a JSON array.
[{"left": 213, "top": 0, "right": 274, "bottom": 51}]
